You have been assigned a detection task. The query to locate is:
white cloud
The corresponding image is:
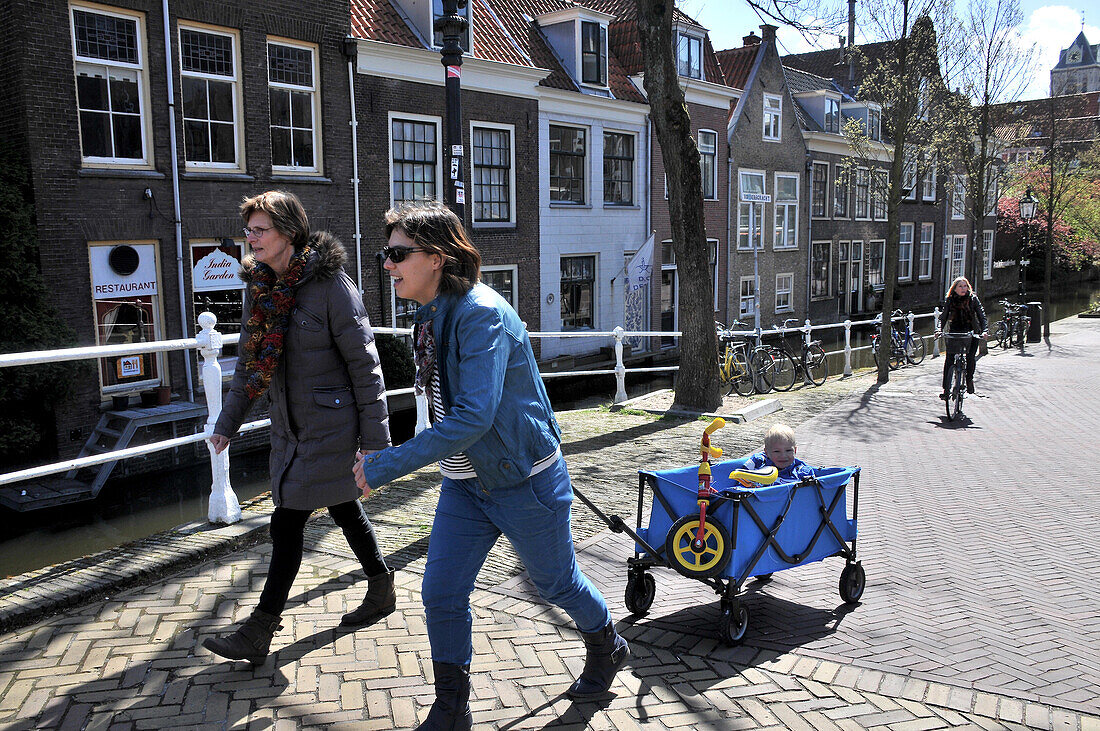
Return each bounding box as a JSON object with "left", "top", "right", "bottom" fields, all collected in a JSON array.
[{"left": 1020, "top": 5, "right": 1100, "bottom": 99}]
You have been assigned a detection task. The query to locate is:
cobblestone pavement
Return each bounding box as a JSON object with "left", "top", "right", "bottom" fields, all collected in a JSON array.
[{"left": 0, "top": 319, "right": 1098, "bottom": 729}]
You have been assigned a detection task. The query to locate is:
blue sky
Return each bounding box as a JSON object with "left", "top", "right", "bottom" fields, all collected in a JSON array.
[{"left": 678, "top": 0, "right": 1098, "bottom": 100}]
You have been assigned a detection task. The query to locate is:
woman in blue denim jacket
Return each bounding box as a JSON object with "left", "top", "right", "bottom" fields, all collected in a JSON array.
[{"left": 354, "top": 201, "right": 628, "bottom": 730}]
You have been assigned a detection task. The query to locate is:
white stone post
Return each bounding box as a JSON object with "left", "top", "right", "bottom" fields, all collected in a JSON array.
[
  {"left": 907, "top": 311, "right": 917, "bottom": 357},
  {"left": 197, "top": 312, "right": 241, "bottom": 524},
  {"left": 803, "top": 318, "right": 812, "bottom": 347},
  {"left": 932, "top": 307, "right": 941, "bottom": 358},
  {"left": 613, "top": 326, "right": 627, "bottom": 404},
  {"left": 843, "top": 319, "right": 853, "bottom": 376}
]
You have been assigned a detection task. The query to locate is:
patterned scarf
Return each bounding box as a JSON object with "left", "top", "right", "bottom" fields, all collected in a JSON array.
[
  {"left": 945, "top": 293, "right": 974, "bottom": 328},
  {"left": 241, "top": 245, "right": 312, "bottom": 399},
  {"left": 413, "top": 319, "right": 436, "bottom": 398}
]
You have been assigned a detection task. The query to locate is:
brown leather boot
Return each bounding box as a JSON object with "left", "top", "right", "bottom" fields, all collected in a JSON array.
[
  {"left": 341, "top": 569, "right": 397, "bottom": 626},
  {"left": 202, "top": 609, "right": 282, "bottom": 665}
]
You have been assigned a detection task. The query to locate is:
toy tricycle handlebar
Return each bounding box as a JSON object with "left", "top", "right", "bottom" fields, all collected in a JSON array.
[{"left": 729, "top": 466, "right": 779, "bottom": 487}]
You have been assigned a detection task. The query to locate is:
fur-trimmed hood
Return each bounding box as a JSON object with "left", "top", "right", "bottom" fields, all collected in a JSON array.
[{"left": 238, "top": 230, "right": 348, "bottom": 286}]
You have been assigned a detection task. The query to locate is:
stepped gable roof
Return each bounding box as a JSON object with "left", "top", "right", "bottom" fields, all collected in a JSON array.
[
  {"left": 715, "top": 45, "right": 757, "bottom": 89},
  {"left": 350, "top": 0, "right": 422, "bottom": 48},
  {"left": 1053, "top": 31, "right": 1099, "bottom": 69}
]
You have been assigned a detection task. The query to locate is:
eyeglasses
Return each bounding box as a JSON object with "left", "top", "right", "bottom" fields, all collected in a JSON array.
[
  {"left": 243, "top": 226, "right": 272, "bottom": 239},
  {"left": 381, "top": 246, "right": 429, "bottom": 263}
]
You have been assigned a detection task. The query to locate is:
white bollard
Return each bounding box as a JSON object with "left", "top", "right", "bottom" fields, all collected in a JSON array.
[
  {"left": 197, "top": 311, "right": 241, "bottom": 525},
  {"left": 932, "top": 307, "right": 941, "bottom": 358},
  {"left": 613, "top": 327, "right": 627, "bottom": 404},
  {"left": 843, "top": 320, "right": 853, "bottom": 376}
]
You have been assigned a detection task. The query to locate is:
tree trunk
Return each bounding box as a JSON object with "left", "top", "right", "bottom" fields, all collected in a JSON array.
[{"left": 636, "top": 0, "right": 721, "bottom": 412}]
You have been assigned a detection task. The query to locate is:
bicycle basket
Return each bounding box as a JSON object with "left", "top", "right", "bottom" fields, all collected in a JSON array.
[{"left": 943, "top": 332, "right": 972, "bottom": 355}]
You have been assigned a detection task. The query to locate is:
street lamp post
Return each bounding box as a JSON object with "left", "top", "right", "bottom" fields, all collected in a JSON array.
[
  {"left": 436, "top": 0, "right": 468, "bottom": 221},
  {"left": 1018, "top": 187, "right": 1038, "bottom": 298}
]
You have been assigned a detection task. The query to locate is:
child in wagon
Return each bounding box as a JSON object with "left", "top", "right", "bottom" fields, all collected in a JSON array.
[{"left": 744, "top": 423, "right": 816, "bottom": 481}]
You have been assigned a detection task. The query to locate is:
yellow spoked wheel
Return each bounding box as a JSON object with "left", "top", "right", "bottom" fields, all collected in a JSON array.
[{"left": 665, "top": 515, "right": 732, "bottom": 579}]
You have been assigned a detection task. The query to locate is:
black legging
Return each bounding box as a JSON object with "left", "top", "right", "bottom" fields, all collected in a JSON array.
[
  {"left": 942, "top": 338, "right": 980, "bottom": 393},
  {"left": 258, "top": 500, "right": 388, "bottom": 616}
]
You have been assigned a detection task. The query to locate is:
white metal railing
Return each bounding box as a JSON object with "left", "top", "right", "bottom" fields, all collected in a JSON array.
[{"left": 0, "top": 307, "right": 940, "bottom": 523}]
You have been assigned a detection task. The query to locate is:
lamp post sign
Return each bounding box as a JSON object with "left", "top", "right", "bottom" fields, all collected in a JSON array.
[{"left": 739, "top": 191, "right": 771, "bottom": 335}]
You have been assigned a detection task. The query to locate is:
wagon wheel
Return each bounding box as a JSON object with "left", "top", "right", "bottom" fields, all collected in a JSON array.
[
  {"left": 839, "top": 562, "right": 866, "bottom": 604},
  {"left": 719, "top": 604, "right": 749, "bottom": 646},
  {"left": 665, "top": 515, "right": 732, "bottom": 580},
  {"left": 754, "top": 573, "right": 774, "bottom": 583},
  {"left": 624, "top": 571, "right": 656, "bottom": 616}
]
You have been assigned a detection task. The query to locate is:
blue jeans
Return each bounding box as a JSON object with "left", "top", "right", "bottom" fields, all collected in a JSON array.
[{"left": 422, "top": 456, "right": 612, "bottom": 665}]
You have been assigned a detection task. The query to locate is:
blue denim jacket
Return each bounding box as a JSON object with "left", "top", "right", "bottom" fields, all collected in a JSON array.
[{"left": 361, "top": 283, "right": 562, "bottom": 490}]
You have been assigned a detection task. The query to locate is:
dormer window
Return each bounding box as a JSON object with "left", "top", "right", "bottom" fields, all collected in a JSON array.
[
  {"left": 824, "top": 97, "right": 841, "bottom": 134},
  {"left": 580, "top": 21, "right": 607, "bottom": 86},
  {"left": 432, "top": 0, "right": 471, "bottom": 52},
  {"left": 677, "top": 32, "right": 702, "bottom": 79}
]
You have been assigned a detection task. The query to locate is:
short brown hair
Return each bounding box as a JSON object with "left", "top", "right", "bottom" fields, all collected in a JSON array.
[
  {"left": 384, "top": 201, "right": 480, "bottom": 296},
  {"left": 240, "top": 190, "right": 310, "bottom": 249}
]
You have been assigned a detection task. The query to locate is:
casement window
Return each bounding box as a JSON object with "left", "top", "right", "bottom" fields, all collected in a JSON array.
[
  {"left": 868, "top": 240, "right": 885, "bottom": 289},
  {"left": 699, "top": 130, "right": 717, "bottom": 199},
  {"left": 775, "top": 273, "right": 794, "bottom": 313},
  {"left": 71, "top": 4, "right": 149, "bottom": 164},
  {"left": 739, "top": 276, "right": 756, "bottom": 318},
  {"left": 737, "top": 170, "right": 765, "bottom": 250},
  {"left": 471, "top": 123, "right": 514, "bottom": 223},
  {"left": 854, "top": 168, "right": 871, "bottom": 219},
  {"left": 950, "top": 235, "right": 966, "bottom": 279},
  {"left": 824, "top": 97, "right": 841, "bottom": 134},
  {"left": 549, "top": 125, "right": 586, "bottom": 204},
  {"left": 867, "top": 108, "right": 881, "bottom": 141},
  {"left": 872, "top": 170, "right": 888, "bottom": 220},
  {"left": 811, "top": 241, "right": 831, "bottom": 298},
  {"left": 482, "top": 265, "right": 518, "bottom": 309},
  {"left": 763, "top": 94, "right": 782, "bottom": 141},
  {"left": 983, "top": 230, "right": 994, "bottom": 280},
  {"left": 268, "top": 40, "right": 320, "bottom": 173},
  {"left": 919, "top": 223, "right": 934, "bottom": 279},
  {"left": 773, "top": 174, "right": 798, "bottom": 249},
  {"left": 811, "top": 163, "right": 829, "bottom": 218},
  {"left": 951, "top": 176, "right": 966, "bottom": 219},
  {"left": 603, "top": 132, "right": 634, "bottom": 205},
  {"left": 180, "top": 26, "right": 241, "bottom": 168},
  {"left": 898, "top": 223, "right": 914, "bottom": 281},
  {"left": 921, "top": 160, "right": 937, "bottom": 201},
  {"left": 903, "top": 156, "right": 917, "bottom": 199},
  {"left": 561, "top": 255, "right": 595, "bottom": 330},
  {"left": 677, "top": 32, "right": 702, "bottom": 79},
  {"left": 390, "top": 114, "right": 440, "bottom": 203},
  {"left": 580, "top": 21, "right": 607, "bottom": 86},
  {"left": 834, "top": 165, "right": 850, "bottom": 218}
]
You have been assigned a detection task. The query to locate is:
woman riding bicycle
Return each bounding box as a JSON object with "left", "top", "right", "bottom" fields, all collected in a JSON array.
[{"left": 937, "top": 276, "right": 988, "bottom": 400}]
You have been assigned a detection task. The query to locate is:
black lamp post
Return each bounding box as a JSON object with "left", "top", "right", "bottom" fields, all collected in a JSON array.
[
  {"left": 436, "top": 0, "right": 468, "bottom": 222},
  {"left": 1018, "top": 187, "right": 1038, "bottom": 296}
]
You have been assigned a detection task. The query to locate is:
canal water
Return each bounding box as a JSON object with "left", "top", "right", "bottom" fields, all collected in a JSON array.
[{"left": 2, "top": 280, "right": 1095, "bottom": 578}]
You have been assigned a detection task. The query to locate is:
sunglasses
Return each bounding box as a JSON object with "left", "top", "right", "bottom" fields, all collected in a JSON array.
[{"left": 381, "top": 246, "right": 429, "bottom": 263}]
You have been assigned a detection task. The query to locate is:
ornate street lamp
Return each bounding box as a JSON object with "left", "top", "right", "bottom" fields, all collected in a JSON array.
[
  {"left": 435, "top": 0, "right": 468, "bottom": 221},
  {"left": 1018, "top": 187, "right": 1038, "bottom": 296}
]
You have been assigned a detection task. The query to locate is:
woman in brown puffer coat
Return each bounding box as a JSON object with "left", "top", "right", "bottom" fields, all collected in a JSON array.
[{"left": 203, "top": 190, "right": 393, "bottom": 665}]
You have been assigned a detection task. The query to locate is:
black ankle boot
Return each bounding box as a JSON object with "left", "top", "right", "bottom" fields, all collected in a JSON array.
[
  {"left": 415, "top": 662, "right": 472, "bottom": 731},
  {"left": 341, "top": 569, "right": 397, "bottom": 626},
  {"left": 566, "top": 620, "right": 630, "bottom": 699},
  {"left": 202, "top": 609, "right": 282, "bottom": 665}
]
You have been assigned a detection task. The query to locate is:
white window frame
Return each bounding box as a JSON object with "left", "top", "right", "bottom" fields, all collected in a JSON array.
[
  {"left": 481, "top": 264, "right": 519, "bottom": 309},
  {"left": 71, "top": 2, "right": 151, "bottom": 166},
  {"left": 824, "top": 96, "right": 841, "bottom": 134},
  {"left": 902, "top": 156, "right": 917, "bottom": 200},
  {"left": 603, "top": 130, "right": 635, "bottom": 206},
  {"left": 388, "top": 111, "right": 442, "bottom": 206},
  {"left": 872, "top": 169, "right": 889, "bottom": 221},
  {"left": 919, "top": 223, "right": 934, "bottom": 280},
  {"left": 921, "top": 160, "right": 937, "bottom": 201},
  {"left": 739, "top": 276, "right": 756, "bottom": 319},
  {"left": 179, "top": 23, "right": 243, "bottom": 170},
  {"left": 763, "top": 93, "right": 782, "bottom": 142},
  {"left": 854, "top": 167, "right": 871, "bottom": 220},
  {"left": 950, "top": 235, "right": 966, "bottom": 280},
  {"left": 867, "top": 107, "right": 881, "bottom": 141},
  {"left": 868, "top": 239, "right": 886, "bottom": 290},
  {"left": 951, "top": 176, "right": 966, "bottom": 219},
  {"left": 470, "top": 121, "right": 516, "bottom": 226},
  {"left": 699, "top": 129, "right": 718, "bottom": 200},
  {"left": 811, "top": 162, "right": 829, "bottom": 218},
  {"left": 737, "top": 169, "right": 766, "bottom": 251},
  {"left": 708, "top": 238, "right": 719, "bottom": 311},
  {"left": 561, "top": 254, "right": 598, "bottom": 331},
  {"left": 579, "top": 20, "right": 608, "bottom": 88},
  {"left": 773, "top": 173, "right": 799, "bottom": 250},
  {"left": 660, "top": 242, "right": 678, "bottom": 348},
  {"left": 898, "top": 223, "right": 914, "bottom": 281},
  {"left": 834, "top": 163, "right": 849, "bottom": 218},
  {"left": 982, "top": 230, "right": 994, "bottom": 280},
  {"left": 775, "top": 272, "right": 794, "bottom": 313},
  {"left": 811, "top": 240, "right": 832, "bottom": 299},
  {"left": 267, "top": 37, "right": 322, "bottom": 175},
  {"left": 676, "top": 32, "right": 703, "bottom": 79},
  {"left": 548, "top": 123, "right": 588, "bottom": 205}
]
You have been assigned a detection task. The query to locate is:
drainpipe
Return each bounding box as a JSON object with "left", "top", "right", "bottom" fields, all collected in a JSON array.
[
  {"left": 344, "top": 38, "right": 363, "bottom": 295},
  {"left": 162, "top": 0, "right": 194, "bottom": 402},
  {"left": 726, "top": 148, "right": 733, "bottom": 321},
  {"left": 806, "top": 156, "right": 814, "bottom": 318}
]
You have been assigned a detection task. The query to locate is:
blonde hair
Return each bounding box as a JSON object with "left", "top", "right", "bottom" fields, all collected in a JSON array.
[
  {"left": 764, "top": 423, "right": 796, "bottom": 448},
  {"left": 945, "top": 276, "right": 975, "bottom": 299}
]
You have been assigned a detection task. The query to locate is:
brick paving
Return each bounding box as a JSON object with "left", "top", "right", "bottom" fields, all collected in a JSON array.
[{"left": 0, "top": 318, "right": 1098, "bottom": 729}]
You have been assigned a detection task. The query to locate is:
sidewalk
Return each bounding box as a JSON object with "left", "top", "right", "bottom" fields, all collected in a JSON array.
[{"left": 1, "top": 318, "right": 1098, "bottom": 729}]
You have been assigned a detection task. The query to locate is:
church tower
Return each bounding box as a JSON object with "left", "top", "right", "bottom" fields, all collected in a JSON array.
[{"left": 1051, "top": 31, "right": 1100, "bottom": 95}]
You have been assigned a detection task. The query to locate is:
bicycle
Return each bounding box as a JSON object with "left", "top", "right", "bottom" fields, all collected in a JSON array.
[
  {"left": 716, "top": 322, "right": 775, "bottom": 396},
  {"left": 892, "top": 310, "right": 926, "bottom": 364},
  {"left": 762, "top": 319, "right": 829, "bottom": 391},
  {"left": 870, "top": 312, "right": 906, "bottom": 370},
  {"left": 938, "top": 331, "right": 975, "bottom": 421},
  {"left": 987, "top": 300, "right": 1029, "bottom": 351}
]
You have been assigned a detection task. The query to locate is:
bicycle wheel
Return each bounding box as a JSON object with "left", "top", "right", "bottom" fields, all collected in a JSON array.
[
  {"left": 767, "top": 349, "right": 797, "bottom": 392},
  {"left": 717, "top": 347, "right": 735, "bottom": 391},
  {"left": 731, "top": 349, "right": 756, "bottom": 397},
  {"left": 889, "top": 338, "right": 904, "bottom": 369},
  {"left": 805, "top": 344, "right": 828, "bottom": 386},
  {"left": 1017, "top": 319, "right": 1028, "bottom": 350},
  {"left": 950, "top": 365, "right": 965, "bottom": 420},
  {"left": 987, "top": 321, "right": 1006, "bottom": 349},
  {"left": 751, "top": 348, "right": 775, "bottom": 394},
  {"left": 905, "top": 334, "right": 926, "bottom": 364}
]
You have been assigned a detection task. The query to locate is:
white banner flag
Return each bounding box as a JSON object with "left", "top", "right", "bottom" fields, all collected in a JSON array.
[
  {"left": 624, "top": 233, "right": 655, "bottom": 350},
  {"left": 624, "top": 233, "right": 655, "bottom": 292}
]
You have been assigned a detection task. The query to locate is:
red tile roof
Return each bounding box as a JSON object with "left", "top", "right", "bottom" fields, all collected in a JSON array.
[
  {"left": 715, "top": 45, "right": 757, "bottom": 90},
  {"left": 350, "top": 0, "right": 422, "bottom": 49}
]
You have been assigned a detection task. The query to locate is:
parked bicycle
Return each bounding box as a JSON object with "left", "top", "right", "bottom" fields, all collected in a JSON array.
[
  {"left": 870, "top": 310, "right": 924, "bottom": 370},
  {"left": 716, "top": 321, "right": 775, "bottom": 396},
  {"left": 987, "top": 300, "right": 1030, "bottom": 351},
  {"left": 939, "top": 331, "right": 975, "bottom": 421},
  {"left": 761, "top": 319, "right": 829, "bottom": 391}
]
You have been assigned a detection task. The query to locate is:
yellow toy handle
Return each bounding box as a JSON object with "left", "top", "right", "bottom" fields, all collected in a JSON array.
[
  {"left": 729, "top": 466, "right": 779, "bottom": 486},
  {"left": 704, "top": 417, "right": 725, "bottom": 436}
]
